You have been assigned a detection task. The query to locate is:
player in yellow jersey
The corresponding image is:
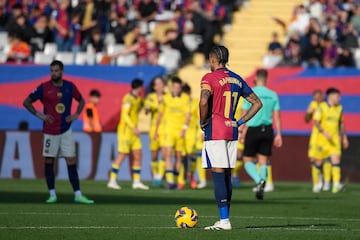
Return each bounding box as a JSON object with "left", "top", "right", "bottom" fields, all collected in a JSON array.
[
  {"left": 195, "top": 129, "right": 207, "bottom": 189},
  {"left": 144, "top": 77, "right": 166, "bottom": 187},
  {"left": 305, "top": 89, "right": 328, "bottom": 192},
  {"left": 313, "top": 88, "right": 349, "bottom": 193},
  {"left": 180, "top": 83, "right": 199, "bottom": 189},
  {"left": 107, "top": 79, "right": 149, "bottom": 190},
  {"left": 155, "top": 77, "right": 190, "bottom": 189}
]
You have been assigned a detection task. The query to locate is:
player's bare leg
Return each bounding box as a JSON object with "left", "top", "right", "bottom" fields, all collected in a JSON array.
[
  {"left": 65, "top": 157, "right": 94, "bottom": 204},
  {"left": 107, "top": 152, "right": 127, "bottom": 190},
  {"left": 244, "top": 156, "right": 266, "bottom": 200},
  {"left": 131, "top": 149, "right": 149, "bottom": 190},
  {"left": 44, "top": 157, "right": 57, "bottom": 203}
]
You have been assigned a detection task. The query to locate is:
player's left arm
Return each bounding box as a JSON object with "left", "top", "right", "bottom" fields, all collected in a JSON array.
[
  {"left": 66, "top": 84, "right": 85, "bottom": 122},
  {"left": 339, "top": 111, "right": 349, "bottom": 149},
  {"left": 66, "top": 95, "right": 85, "bottom": 123},
  {"left": 237, "top": 92, "right": 262, "bottom": 126},
  {"left": 273, "top": 94, "right": 282, "bottom": 148},
  {"left": 273, "top": 110, "right": 282, "bottom": 148}
]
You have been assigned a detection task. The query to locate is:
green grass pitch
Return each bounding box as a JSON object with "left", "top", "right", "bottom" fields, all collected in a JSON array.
[{"left": 0, "top": 179, "right": 359, "bottom": 240}]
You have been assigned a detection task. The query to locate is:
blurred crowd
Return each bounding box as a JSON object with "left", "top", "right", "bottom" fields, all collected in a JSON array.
[
  {"left": 266, "top": 0, "right": 360, "bottom": 69},
  {"left": 0, "top": 0, "right": 241, "bottom": 71}
]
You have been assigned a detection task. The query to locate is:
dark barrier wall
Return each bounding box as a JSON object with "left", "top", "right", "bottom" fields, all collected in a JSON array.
[{"left": 0, "top": 131, "right": 359, "bottom": 182}]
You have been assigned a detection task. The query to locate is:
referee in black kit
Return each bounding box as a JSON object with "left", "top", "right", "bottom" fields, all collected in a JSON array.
[{"left": 239, "top": 69, "right": 282, "bottom": 200}]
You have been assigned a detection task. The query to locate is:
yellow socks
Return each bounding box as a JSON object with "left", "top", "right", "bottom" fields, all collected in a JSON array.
[
  {"left": 165, "top": 170, "right": 174, "bottom": 183},
  {"left": 132, "top": 166, "right": 141, "bottom": 182},
  {"left": 177, "top": 164, "right": 186, "bottom": 185},
  {"left": 158, "top": 160, "right": 166, "bottom": 179},
  {"left": 332, "top": 163, "right": 341, "bottom": 185},
  {"left": 323, "top": 160, "right": 332, "bottom": 183},
  {"left": 311, "top": 163, "right": 321, "bottom": 185},
  {"left": 151, "top": 161, "right": 158, "bottom": 177},
  {"left": 196, "top": 156, "right": 206, "bottom": 182},
  {"left": 232, "top": 160, "right": 243, "bottom": 177},
  {"left": 267, "top": 164, "right": 273, "bottom": 184},
  {"left": 110, "top": 164, "right": 120, "bottom": 180}
]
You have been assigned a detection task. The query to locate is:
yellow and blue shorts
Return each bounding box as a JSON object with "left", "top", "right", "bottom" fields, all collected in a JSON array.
[
  {"left": 161, "top": 129, "right": 185, "bottom": 152},
  {"left": 118, "top": 132, "right": 142, "bottom": 154}
]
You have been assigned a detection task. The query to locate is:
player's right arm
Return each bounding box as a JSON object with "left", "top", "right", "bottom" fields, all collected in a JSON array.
[
  {"left": 122, "top": 96, "right": 139, "bottom": 135},
  {"left": 313, "top": 105, "right": 331, "bottom": 141},
  {"left": 339, "top": 110, "right": 349, "bottom": 149},
  {"left": 305, "top": 101, "right": 316, "bottom": 123},
  {"left": 23, "top": 85, "right": 54, "bottom": 123},
  {"left": 154, "top": 96, "right": 165, "bottom": 140}
]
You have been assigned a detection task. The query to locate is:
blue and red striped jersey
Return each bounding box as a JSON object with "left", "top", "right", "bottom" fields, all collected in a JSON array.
[
  {"left": 29, "top": 80, "right": 82, "bottom": 134},
  {"left": 200, "top": 68, "right": 253, "bottom": 141}
]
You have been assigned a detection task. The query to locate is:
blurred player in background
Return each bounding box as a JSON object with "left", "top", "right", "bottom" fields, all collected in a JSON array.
[
  {"left": 181, "top": 83, "right": 199, "bottom": 189},
  {"left": 305, "top": 89, "right": 329, "bottom": 192},
  {"left": 107, "top": 79, "right": 149, "bottom": 190},
  {"left": 241, "top": 69, "right": 282, "bottom": 200},
  {"left": 83, "top": 89, "right": 102, "bottom": 133},
  {"left": 195, "top": 129, "right": 207, "bottom": 189},
  {"left": 231, "top": 98, "right": 244, "bottom": 188},
  {"left": 144, "top": 76, "right": 166, "bottom": 187},
  {"left": 23, "top": 60, "right": 94, "bottom": 204},
  {"left": 313, "top": 88, "right": 349, "bottom": 193},
  {"left": 200, "top": 45, "right": 262, "bottom": 230},
  {"left": 155, "top": 76, "right": 190, "bottom": 189}
]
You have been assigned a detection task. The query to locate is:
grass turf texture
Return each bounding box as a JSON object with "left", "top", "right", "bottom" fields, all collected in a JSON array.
[{"left": 0, "top": 180, "right": 359, "bottom": 240}]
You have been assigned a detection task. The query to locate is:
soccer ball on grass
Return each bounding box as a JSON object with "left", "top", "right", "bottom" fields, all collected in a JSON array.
[{"left": 174, "top": 206, "right": 198, "bottom": 228}]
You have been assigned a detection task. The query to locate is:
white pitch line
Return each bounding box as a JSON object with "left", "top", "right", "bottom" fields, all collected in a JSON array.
[
  {"left": 245, "top": 227, "right": 360, "bottom": 232},
  {"left": 0, "top": 212, "right": 359, "bottom": 223},
  {"left": 0, "top": 226, "right": 359, "bottom": 232},
  {"left": 0, "top": 226, "right": 177, "bottom": 230}
]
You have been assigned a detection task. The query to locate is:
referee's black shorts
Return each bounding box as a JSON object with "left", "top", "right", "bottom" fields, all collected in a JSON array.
[{"left": 243, "top": 124, "right": 274, "bottom": 157}]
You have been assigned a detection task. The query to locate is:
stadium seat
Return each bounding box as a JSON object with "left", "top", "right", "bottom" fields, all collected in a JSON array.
[
  {"left": 34, "top": 51, "right": 54, "bottom": 64},
  {"left": 353, "top": 48, "right": 360, "bottom": 68},
  {"left": 106, "top": 44, "right": 125, "bottom": 56},
  {"left": 75, "top": 52, "right": 96, "bottom": 65},
  {"left": 0, "top": 51, "right": 7, "bottom": 63},
  {"left": 55, "top": 52, "right": 74, "bottom": 65},
  {"left": 0, "top": 32, "right": 8, "bottom": 51},
  {"left": 44, "top": 43, "right": 58, "bottom": 56},
  {"left": 263, "top": 54, "right": 283, "bottom": 68},
  {"left": 116, "top": 53, "right": 136, "bottom": 66},
  {"left": 158, "top": 47, "right": 181, "bottom": 73}
]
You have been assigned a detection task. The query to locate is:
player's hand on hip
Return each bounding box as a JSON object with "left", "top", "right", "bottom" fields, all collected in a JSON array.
[
  {"left": 273, "top": 134, "right": 282, "bottom": 148},
  {"left": 66, "top": 113, "right": 79, "bottom": 123},
  {"left": 200, "top": 120, "right": 209, "bottom": 131},
  {"left": 39, "top": 114, "right": 54, "bottom": 124}
]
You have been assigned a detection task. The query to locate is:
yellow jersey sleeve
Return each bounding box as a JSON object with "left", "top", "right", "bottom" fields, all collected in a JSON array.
[
  {"left": 121, "top": 94, "right": 135, "bottom": 128},
  {"left": 313, "top": 102, "right": 325, "bottom": 122}
]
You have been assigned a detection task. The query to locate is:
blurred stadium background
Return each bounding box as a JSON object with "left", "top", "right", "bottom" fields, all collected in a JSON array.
[{"left": 0, "top": 0, "right": 359, "bottom": 183}]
